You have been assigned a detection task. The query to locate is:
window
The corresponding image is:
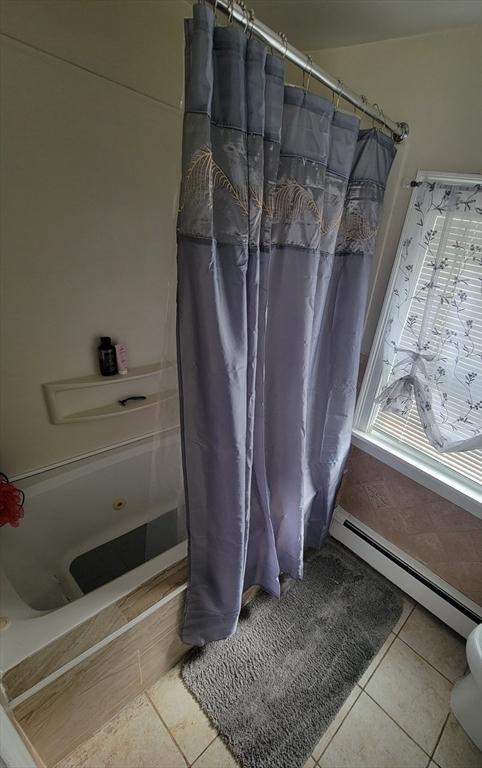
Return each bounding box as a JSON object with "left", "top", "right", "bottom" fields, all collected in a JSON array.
[{"left": 355, "top": 171, "right": 482, "bottom": 509}]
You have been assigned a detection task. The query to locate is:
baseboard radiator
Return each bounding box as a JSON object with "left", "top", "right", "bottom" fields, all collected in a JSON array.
[{"left": 330, "top": 506, "right": 481, "bottom": 639}]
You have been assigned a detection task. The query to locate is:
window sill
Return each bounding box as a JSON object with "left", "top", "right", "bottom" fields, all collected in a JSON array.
[{"left": 351, "top": 428, "right": 482, "bottom": 520}]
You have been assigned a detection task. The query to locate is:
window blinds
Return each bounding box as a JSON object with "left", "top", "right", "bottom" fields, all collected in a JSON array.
[{"left": 372, "top": 211, "right": 482, "bottom": 485}]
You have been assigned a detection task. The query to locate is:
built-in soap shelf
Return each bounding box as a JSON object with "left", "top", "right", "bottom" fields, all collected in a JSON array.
[{"left": 43, "top": 362, "right": 178, "bottom": 424}]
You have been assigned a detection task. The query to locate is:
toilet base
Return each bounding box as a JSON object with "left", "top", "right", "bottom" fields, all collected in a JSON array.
[{"left": 451, "top": 672, "right": 482, "bottom": 751}]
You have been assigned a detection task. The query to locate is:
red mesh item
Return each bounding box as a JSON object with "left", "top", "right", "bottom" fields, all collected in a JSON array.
[{"left": 0, "top": 473, "right": 25, "bottom": 527}]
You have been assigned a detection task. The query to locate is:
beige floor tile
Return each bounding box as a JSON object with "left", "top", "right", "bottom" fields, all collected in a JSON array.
[
  {"left": 312, "top": 685, "right": 362, "bottom": 760},
  {"left": 55, "top": 694, "right": 185, "bottom": 768},
  {"left": 304, "top": 757, "right": 317, "bottom": 768},
  {"left": 399, "top": 606, "right": 466, "bottom": 682},
  {"left": 147, "top": 664, "right": 216, "bottom": 764},
  {"left": 365, "top": 638, "right": 451, "bottom": 754},
  {"left": 393, "top": 596, "right": 415, "bottom": 634},
  {"left": 318, "top": 691, "right": 427, "bottom": 768},
  {"left": 358, "top": 633, "right": 396, "bottom": 688},
  {"left": 191, "top": 737, "right": 238, "bottom": 767},
  {"left": 433, "top": 713, "right": 482, "bottom": 768}
]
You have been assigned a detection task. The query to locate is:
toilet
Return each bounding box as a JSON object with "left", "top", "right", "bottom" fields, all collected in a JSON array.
[{"left": 451, "top": 623, "right": 482, "bottom": 750}]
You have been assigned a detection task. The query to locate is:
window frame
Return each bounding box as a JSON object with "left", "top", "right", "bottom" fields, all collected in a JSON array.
[{"left": 354, "top": 169, "right": 482, "bottom": 519}]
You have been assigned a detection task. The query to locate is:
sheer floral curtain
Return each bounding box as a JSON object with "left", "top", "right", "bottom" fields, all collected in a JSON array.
[{"left": 377, "top": 181, "right": 482, "bottom": 453}]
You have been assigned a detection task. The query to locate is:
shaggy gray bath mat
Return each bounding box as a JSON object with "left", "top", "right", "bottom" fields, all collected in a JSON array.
[{"left": 182, "top": 538, "right": 403, "bottom": 768}]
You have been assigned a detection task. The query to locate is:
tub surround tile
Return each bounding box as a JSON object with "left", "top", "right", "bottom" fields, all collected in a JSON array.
[
  {"left": 0, "top": 690, "right": 47, "bottom": 768},
  {"left": 7, "top": 574, "right": 259, "bottom": 766},
  {"left": 54, "top": 694, "right": 186, "bottom": 768},
  {"left": 318, "top": 691, "right": 428, "bottom": 768},
  {"left": 429, "top": 561, "right": 482, "bottom": 607},
  {"left": 2, "top": 604, "right": 128, "bottom": 701},
  {"left": 363, "top": 480, "right": 396, "bottom": 510},
  {"left": 365, "top": 638, "right": 451, "bottom": 754},
  {"left": 14, "top": 645, "right": 143, "bottom": 767},
  {"left": 312, "top": 685, "right": 362, "bottom": 760},
  {"left": 399, "top": 606, "right": 466, "bottom": 682},
  {"left": 433, "top": 713, "right": 482, "bottom": 768},
  {"left": 148, "top": 664, "right": 217, "bottom": 765},
  {"left": 428, "top": 505, "right": 482, "bottom": 533},
  {"left": 2, "top": 558, "right": 189, "bottom": 703},
  {"left": 339, "top": 446, "right": 482, "bottom": 605},
  {"left": 436, "top": 530, "right": 482, "bottom": 562},
  {"left": 191, "top": 737, "right": 239, "bottom": 768},
  {"left": 381, "top": 466, "right": 439, "bottom": 508},
  {"left": 116, "top": 558, "right": 188, "bottom": 622},
  {"left": 13, "top": 592, "right": 187, "bottom": 766},
  {"left": 114, "top": 591, "right": 186, "bottom": 667},
  {"left": 140, "top": 626, "right": 190, "bottom": 690}
]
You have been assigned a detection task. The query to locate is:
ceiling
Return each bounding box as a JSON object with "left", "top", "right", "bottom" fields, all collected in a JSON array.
[{"left": 249, "top": 0, "right": 482, "bottom": 50}]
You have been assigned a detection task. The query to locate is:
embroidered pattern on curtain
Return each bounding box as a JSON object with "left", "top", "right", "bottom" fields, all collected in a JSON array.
[
  {"left": 177, "top": 3, "right": 395, "bottom": 645},
  {"left": 377, "top": 181, "right": 482, "bottom": 453}
]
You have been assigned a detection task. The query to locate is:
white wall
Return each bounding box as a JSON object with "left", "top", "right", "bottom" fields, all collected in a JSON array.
[
  {"left": 308, "top": 25, "right": 482, "bottom": 353},
  {"left": 0, "top": 1, "right": 191, "bottom": 476}
]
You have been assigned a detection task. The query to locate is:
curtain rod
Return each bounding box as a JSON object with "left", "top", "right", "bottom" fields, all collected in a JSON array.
[{"left": 206, "top": 0, "right": 409, "bottom": 142}]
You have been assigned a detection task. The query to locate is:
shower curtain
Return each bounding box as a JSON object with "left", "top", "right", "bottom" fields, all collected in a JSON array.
[{"left": 177, "top": 2, "right": 396, "bottom": 645}]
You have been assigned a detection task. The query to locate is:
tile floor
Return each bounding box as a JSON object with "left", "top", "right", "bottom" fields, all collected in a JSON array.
[{"left": 55, "top": 596, "right": 482, "bottom": 768}]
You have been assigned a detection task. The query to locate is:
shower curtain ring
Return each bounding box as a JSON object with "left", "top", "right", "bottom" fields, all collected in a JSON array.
[
  {"left": 278, "top": 32, "right": 288, "bottom": 59},
  {"left": 378, "top": 105, "right": 386, "bottom": 131},
  {"left": 247, "top": 8, "right": 255, "bottom": 37},
  {"left": 228, "top": 0, "right": 234, "bottom": 24},
  {"left": 213, "top": 0, "right": 219, "bottom": 21},
  {"left": 303, "top": 55, "right": 313, "bottom": 92},
  {"left": 239, "top": 1, "right": 248, "bottom": 31},
  {"left": 372, "top": 102, "right": 382, "bottom": 128},
  {"left": 360, "top": 94, "right": 368, "bottom": 119},
  {"left": 335, "top": 79, "right": 343, "bottom": 110}
]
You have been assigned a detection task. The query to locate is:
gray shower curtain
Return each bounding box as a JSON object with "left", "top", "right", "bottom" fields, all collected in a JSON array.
[{"left": 177, "top": 3, "right": 395, "bottom": 645}]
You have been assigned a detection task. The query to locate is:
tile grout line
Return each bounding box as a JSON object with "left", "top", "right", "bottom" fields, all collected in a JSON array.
[
  {"left": 144, "top": 689, "right": 190, "bottom": 768},
  {"left": 429, "top": 711, "right": 450, "bottom": 761},
  {"left": 396, "top": 634, "right": 460, "bottom": 685},
  {"left": 190, "top": 734, "right": 225, "bottom": 768},
  {"left": 394, "top": 600, "right": 416, "bottom": 636},
  {"left": 176, "top": 666, "right": 224, "bottom": 766},
  {"left": 176, "top": 667, "right": 221, "bottom": 766},
  {"left": 363, "top": 688, "right": 437, "bottom": 760},
  {"left": 314, "top": 599, "right": 416, "bottom": 763},
  {"left": 315, "top": 686, "right": 363, "bottom": 761},
  {"left": 144, "top": 666, "right": 237, "bottom": 767},
  {"left": 358, "top": 632, "right": 397, "bottom": 690},
  {"left": 313, "top": 604, "right": 414, "bottom": 763}
]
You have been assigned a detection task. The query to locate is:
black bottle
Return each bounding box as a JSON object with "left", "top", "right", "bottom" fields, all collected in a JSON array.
[{"left": 98, "top": 336, "right": 118, "bottom": 376}]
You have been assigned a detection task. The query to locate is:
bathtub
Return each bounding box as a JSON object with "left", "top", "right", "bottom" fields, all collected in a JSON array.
[{"left": 0, "top": 430, "right": 187, "bottom": 673}]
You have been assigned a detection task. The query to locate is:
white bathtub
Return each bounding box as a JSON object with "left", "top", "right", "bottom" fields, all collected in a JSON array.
[{"left": 0, "top": 430, "right": 187, "bottom": 672}]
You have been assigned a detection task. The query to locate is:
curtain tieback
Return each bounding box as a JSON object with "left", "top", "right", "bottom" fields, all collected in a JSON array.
[{"left": 376, "top": 348, "right": 436, "bottom": 416}]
